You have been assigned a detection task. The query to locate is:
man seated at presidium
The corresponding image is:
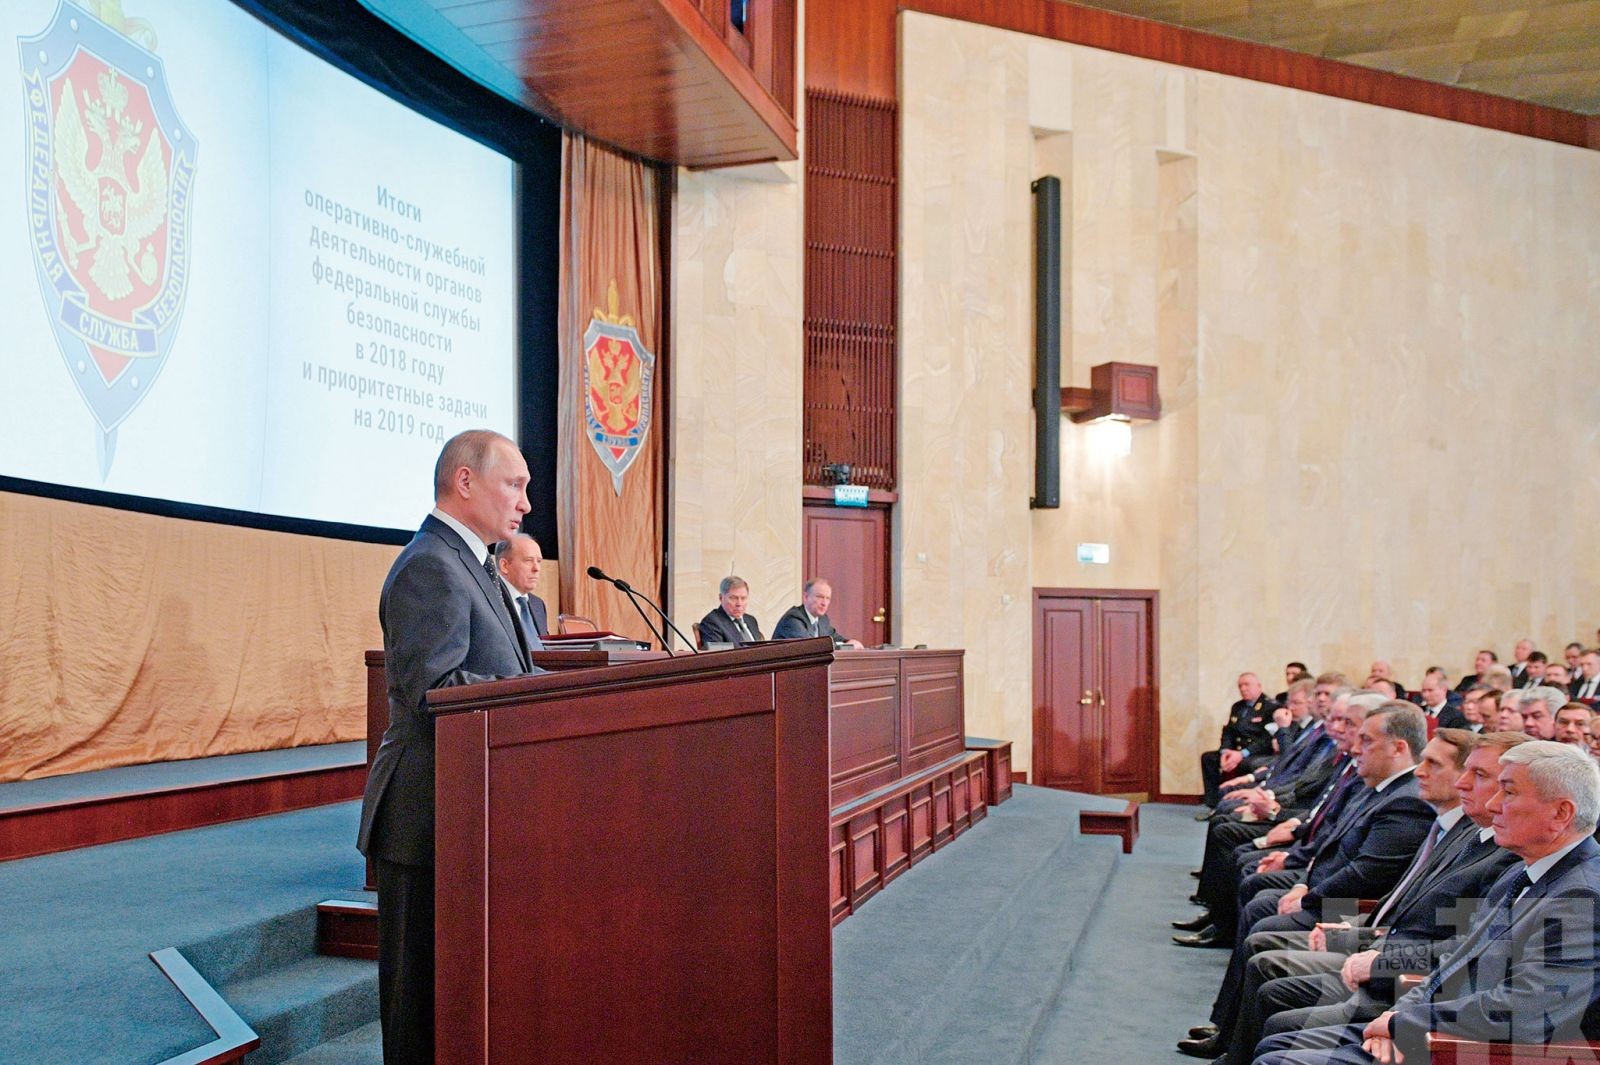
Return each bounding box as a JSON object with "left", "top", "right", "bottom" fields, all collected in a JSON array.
[
  {"left": 494, "top": 533, "right": 547, "bottom": 652},
  {"left": 773, "top": 578, "right": 865, "bottom": 648},
  {"left": 698, "top": 576, "right": 765, "bottom": 646},
  {"left": 357, "top": 429, "right": 541, "bottom": 1065}
]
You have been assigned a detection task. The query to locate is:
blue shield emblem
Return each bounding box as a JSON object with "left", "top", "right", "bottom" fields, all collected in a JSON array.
[
  {"left": 19, "top": 2, "right": 197, "bottom": 476},
  {"left": 582, "top": 316, "right": 656, "bottom": 495}
]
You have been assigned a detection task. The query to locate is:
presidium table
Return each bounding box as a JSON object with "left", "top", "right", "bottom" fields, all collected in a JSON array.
[{"left": 360, "top": 639, "right": 1011, "bottom": 1064}]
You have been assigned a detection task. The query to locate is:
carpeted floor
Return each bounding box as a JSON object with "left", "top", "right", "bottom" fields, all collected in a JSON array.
[
  {"left": 1030, "top": 802, "right": 1229, "bottom": 1064},
  {"left": 0, "top": 801, "right": 366, "bottom": 1064}
]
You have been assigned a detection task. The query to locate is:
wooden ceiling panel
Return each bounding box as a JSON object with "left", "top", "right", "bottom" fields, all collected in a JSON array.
[
  {"left": 414, "top": 0, "right": 796, "bottom": 166},
  {"left": 1059, "top": 0, "right": 1600, "bottom": 113}
]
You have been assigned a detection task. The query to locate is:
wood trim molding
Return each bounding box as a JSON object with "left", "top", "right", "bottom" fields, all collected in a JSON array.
[
  {"left": 149, "top": 948, "right": 259, "bottom": 1065},
  {"left": 801, "top": 485, "right": 899, "bottom": 505},
  {"left": 0, "top": 761, "right": 366, "bottom": 864},
  {"left": 898, "top": 0, "right": 1599, "bottom": 151}
]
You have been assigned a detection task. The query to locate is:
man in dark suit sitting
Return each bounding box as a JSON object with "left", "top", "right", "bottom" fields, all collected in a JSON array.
[
  {"left": 1253, "top": 740, "right": 1600, "bottom": 1064},
  {"left": 357, "top": 429, "right": 540, "bottom": 1065},
  {"left": 697, "top": 575, "right": 765, "bottom": 646},
  {"left": 772, "top": 577, "right": 864, "bottom": 648},
  {"left": 494, "top": 533, "right": 548, "bottom": 651}
]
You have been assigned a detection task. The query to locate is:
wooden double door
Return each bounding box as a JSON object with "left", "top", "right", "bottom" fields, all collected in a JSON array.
[{"left": 1032, "top": 590, "right": 1158, "bottom": 797}]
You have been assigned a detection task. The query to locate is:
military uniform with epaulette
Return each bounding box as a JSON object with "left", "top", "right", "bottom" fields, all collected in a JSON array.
[{"left": 1199, "top": 693, "right": 1278, "bottom": 808}]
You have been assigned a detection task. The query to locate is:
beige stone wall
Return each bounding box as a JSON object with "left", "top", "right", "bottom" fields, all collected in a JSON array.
[
  {"left": 899, "top": 11, "right": 1600, "bottom": 792},
  {"left": 667, "top": 161, "right": 806, "bottom": 633}
]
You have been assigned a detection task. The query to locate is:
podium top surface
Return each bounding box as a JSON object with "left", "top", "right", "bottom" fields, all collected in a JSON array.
[{"left": 425, "top": 636, "right": 836, "bottom": 715}]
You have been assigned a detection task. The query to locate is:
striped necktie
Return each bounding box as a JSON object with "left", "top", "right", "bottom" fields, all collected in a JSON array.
[
  {"left": 1372, "top": 819, "right": 1447, "bottom": 927},
  {"left": 1421, "top": 868, "right": 1532, "bottom": 998}
]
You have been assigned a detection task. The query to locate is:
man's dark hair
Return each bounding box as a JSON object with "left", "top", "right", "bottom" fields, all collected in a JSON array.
[{"left": 1528, "top": 650, "right": 1548, "bottom": 665}]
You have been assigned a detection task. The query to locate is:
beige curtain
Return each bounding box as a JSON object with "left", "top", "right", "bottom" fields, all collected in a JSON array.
[
  {"left": 556, "top": 135, "right": 666, "bottom": 642},
  {"left": 0, "top": 491, "right": 390, "bottom": 781}
]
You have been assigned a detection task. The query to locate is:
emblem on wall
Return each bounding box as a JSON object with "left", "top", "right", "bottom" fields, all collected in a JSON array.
[
  {"left": 582, "top": 279, "right": 656, "bottom": 495},
  {"left": 19, "top": 1, "right": 197, "bottom": 477}
]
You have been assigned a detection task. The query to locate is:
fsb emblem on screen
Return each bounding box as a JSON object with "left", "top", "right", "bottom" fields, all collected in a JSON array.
[{"left": 20, "top": 0, "right": 196, "bottom": 477}]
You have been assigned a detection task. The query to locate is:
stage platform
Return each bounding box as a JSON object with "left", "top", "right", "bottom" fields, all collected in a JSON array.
[
  {"left": 0, "top": 788, "right": 1213, "bottom": 1064},
  {"left": 0, "top": 741, "right": 367, "bottom": 862}
]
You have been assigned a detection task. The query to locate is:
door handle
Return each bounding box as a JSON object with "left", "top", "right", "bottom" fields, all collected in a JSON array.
[
  {"left": 872, "top": 607, "right": 887, "bottom": 624},
  {"left": 1080, "top": 690, "right": 1094, "bottom": 705}
]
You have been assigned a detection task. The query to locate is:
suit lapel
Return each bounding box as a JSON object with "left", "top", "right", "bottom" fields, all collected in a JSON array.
[
  {"left": 1382, "top": 819, "right": 1480, "bottom": 925},
  {"left": 427, "top": 517, "right": 529, "bottom": 672}
]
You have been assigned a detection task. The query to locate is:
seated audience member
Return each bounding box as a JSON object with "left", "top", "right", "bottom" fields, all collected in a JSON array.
[
  {"left": 1566, "top": 641, "right": 1585, "bottom": 676},
  {"left": 1519, "top": 685, "right": 1566, "bottom": 741},
  {"left": 1252, "top": 741, "right": 1600, "bottom": 1065},
  {"left": 1556, "top": 702, "right": 1595, "bottom": 749},
  {"left": 1202, "top": 729, "right": 1517, "bottom": 1065},
  {"left": 1222, "top": 679, "right": 1328, "bottom": 802},
  {"left": 1452, "top": 649, "right": 1497, "bottom": 693},
  {"left": 1481, "top": 664, "right": 1513, "bottom": 693},
  {"left": 697, "top": 575, "right": 765, "bottom": 646},
  {"left": 1587, "top": 717, "right": 1600, "bottom": 763},
  {"left": 1507, "top": 638, "right": 1536, "bottom": 686},
  {"left": 494, "top": 533, "right": 548, "bottom": 650},
  {"left": 1460, "top": 685, "right": 1495, "bottom": 733},
  {"left": 1367, "top": 661, "right": 1407, "bottom": 701},
  {"left": 772, "top": 578, "right": 864, "bottom": 648},
  {"left": 1179, "top": 693, "right": 1360, "bottom": 945},
  {"left": 1183, "top": 704, "right": 1434, "bottom": 1056},
  {"left": 1517, "top": 650, "right": 1548, "bottom": 689},
  {"left": 1276, "top": 662, "right": 1311, "bottom": 705},
  {"left": 1363, "top": 677, "right": 1396, "bottom": 700},
  {"left": 1545, "top": 662, "right": 1573, "bottom": 690},
  {"left": 1197, "top": 673, "right": 1279, "bottom": 813},
  {"left": 1415, "top": 670, "right": 1467, "bottom": 729},
  {"left": 1575, "top": 648, "right": 1600, "bottom": 702},
  {"left": 1495, "top": 688, "right": 1526, "bottom": 732}
]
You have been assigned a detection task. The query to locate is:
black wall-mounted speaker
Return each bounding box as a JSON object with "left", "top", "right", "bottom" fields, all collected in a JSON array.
[{"left": 1031, "top": 175, "right": 1061, "bottom": 509}]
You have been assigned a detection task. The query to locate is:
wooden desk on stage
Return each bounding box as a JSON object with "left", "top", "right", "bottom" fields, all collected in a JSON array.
[{"left": 424, "top": 637, "right": 835, "bottom": 1065}]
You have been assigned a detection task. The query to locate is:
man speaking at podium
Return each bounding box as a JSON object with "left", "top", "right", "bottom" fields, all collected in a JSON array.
[{"left": 357, "top": 429, "right": 539, "bottom": 1065}]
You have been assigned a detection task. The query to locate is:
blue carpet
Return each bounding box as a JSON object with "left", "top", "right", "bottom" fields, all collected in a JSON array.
[
  {"left": 1029, "top": 803, "right": 1227, "bottom": 1063},
  {"left": 0, "top": 802, "right": 366, "bottom": 1064},
  {"left": 0, "top": 742, "right": 365, "bottom": 811}
]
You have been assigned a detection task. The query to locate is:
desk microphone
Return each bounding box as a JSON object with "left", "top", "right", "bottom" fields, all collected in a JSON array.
[{"left": 584, "top": 566, "right": 700, "bottom": 653}]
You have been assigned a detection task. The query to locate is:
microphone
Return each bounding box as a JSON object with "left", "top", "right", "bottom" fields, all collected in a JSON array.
[{"left": 585, "top": 566, "right": 700, "bottom": 654}]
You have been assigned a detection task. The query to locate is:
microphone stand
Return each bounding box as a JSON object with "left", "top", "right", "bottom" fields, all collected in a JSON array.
[
  {"left": 628, "top": 587, "right": 700, "bottom": 654},
  {"left": 609, "top": 581, "right": 671, "bottom": 651}
]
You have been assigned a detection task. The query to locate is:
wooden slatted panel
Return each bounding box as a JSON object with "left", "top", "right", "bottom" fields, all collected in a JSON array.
[{"left": 803, "top": 90, "right": 897, "bottom": 490}]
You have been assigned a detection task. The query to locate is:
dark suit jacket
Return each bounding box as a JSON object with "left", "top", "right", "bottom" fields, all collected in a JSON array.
[
  {"left": 1390, "top": 836, "right": 1600, "bottom": 1054},
  {"left": 357, "top": 515, "right": 535, "bottom": 866},
  {"left": 1421, "top": 702, "right": 1469, "bottom": 730},
  {"left": 698, "top": 606, "right": 765, "bottom": 646},
  {"left": 1218, "top": 695, "right": 1278, "bottom": 757},
  {"left": 1365, "top": 828, "right": 1518, "bottom": 985},
  {"left": 772, "top": 605, "right": 849, "bottom": 644},
  {"left": 526, "top": 593, "right": 549, "bottom": 639},
  {"left": 1297, "top": 770, "right": 1435, "bottom": 916}
]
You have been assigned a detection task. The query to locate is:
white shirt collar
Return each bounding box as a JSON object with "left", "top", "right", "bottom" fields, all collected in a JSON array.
[
  {"left": 1376, "top": 765, "right": 1416, "bottom": 793},
  {"left": 1524, "top": 835, "right": 1588, "bottom": 887},
  {"left": 1434, "top": 805, "right": 1465, "bottom": 832},
  {"left": 430, "top": 507, "right": 488, "bottom": 566},
  {"left": 805, "top": 609, "right": 820, "bottom": 626},
  {"left": 1425, "top": 701, "right": 1446, "bottom": 716},
  {"left": 501, "top": 575, "right": 525, "bottom": 603},
  {"left": 1477, "top": 825, "right": 1496, "bottom": 843}
]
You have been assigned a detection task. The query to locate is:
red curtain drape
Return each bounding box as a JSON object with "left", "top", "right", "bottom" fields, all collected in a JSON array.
[{"left": 556, "top": 134, "right": 666, "bottom": 641}]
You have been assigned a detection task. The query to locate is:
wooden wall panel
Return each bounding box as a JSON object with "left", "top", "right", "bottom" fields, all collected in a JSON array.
[
  {"left": 804, "top": 0, "right": 899, "bottom": 98},
  {"left": 803, "top": 91, "right": 898, "bottom": 489}
]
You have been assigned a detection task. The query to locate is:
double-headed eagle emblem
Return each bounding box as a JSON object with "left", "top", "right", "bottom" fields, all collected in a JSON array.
[{"left": 582, "top": 280, "right": 657, "bottom": 495}]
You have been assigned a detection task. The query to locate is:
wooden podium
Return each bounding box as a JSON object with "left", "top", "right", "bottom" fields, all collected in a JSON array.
[{"left": 424, "top": 637, "right": 836, "bottom": 1065}]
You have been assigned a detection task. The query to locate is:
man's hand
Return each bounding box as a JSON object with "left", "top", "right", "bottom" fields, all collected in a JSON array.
[
  {"left": 845, "top": 638, "right": 865, "bottom": 649},
  {"left": 1277, "top": 884, "right": 1308, "bottom": 916},
  {"left": 1246, "top": 794, "right": 1278, "bottom": 818},
  {"left": 1341, "top": 949, "right": 1378, "bottom": 991},
  {"left": 1262, "top": 819, "right": 1299, "bottom": 846},
  {"left": 1219, "top": 749, "right": 1245, "bottom": 773},
  {"left": 1360, "top": 1013, "right": 1401, "bottom": 1064},
  {"left": 1222, "top": 774, "right": 1255, "bottom": 791},
  {"left": 1255, "top": 850, "right": 1288, "bottom": 873},
  {"left": 1308, "top": 922, "right": 1350, "bottom": 953}
]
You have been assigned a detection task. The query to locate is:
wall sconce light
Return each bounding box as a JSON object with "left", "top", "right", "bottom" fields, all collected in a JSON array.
[
  {"left": 1062, "top": 362, "right": 1161, "bottom": 425},
  {"left": 1086, "top": 417, "right": 1133, "bottom": 459}
]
